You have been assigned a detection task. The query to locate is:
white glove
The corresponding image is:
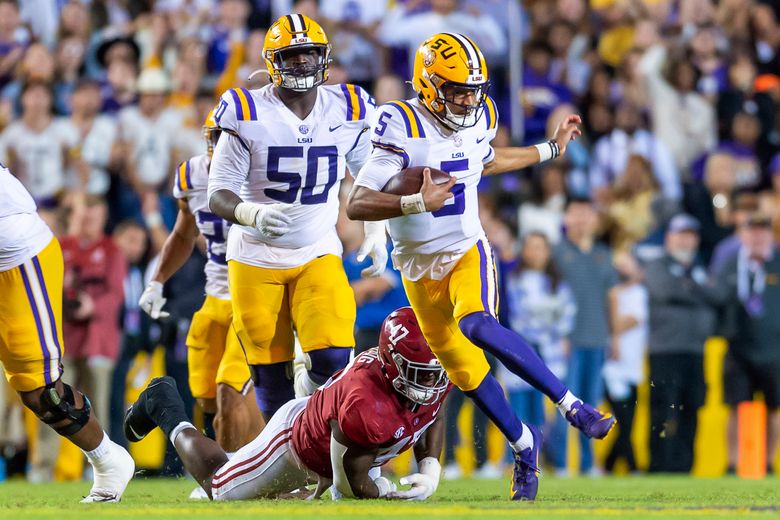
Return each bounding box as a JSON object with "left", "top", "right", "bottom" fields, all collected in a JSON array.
[
  {"left": 372, "top": 476, "right": 397, "bottom": 498},
  {"left": 234, "top": 202, "right": 292, "bottom": 238},
  {"left": 387, "top": 457, "right": 440, "bottom": 501},
  {"left": 356, "top": 221, "right": 388, "bottom": 278},
  {"left": 139, "top": 281, "right": 169, "bottom": 319}
]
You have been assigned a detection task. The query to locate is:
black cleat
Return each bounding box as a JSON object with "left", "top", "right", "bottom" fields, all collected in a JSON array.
[{"left": 124, "top": 376, "right": 182, "bottom": 442}]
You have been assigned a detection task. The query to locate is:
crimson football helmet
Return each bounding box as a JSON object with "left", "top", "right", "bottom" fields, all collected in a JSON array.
[{"left": 379, "top": 307, "right": 449, "bottom": 406}]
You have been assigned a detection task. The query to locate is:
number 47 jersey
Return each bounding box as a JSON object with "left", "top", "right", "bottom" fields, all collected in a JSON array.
[
  {"left": 353, "top": 97, "right": 499, "bottom": 280},
  {"left": 208, "top": 84, "right": 375, "bottom": 269}
]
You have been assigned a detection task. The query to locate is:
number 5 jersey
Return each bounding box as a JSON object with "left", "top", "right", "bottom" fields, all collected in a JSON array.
[
  {"left": 353, "top": 97, "right": 499, "bottom": 281},
  {"left": 208, "top": 84, "right": 375, "bottom": 269}
]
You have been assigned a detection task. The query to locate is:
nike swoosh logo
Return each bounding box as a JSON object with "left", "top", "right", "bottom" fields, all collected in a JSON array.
[
  {"left": 329, "top": 124, "right": 343, "bottom": 132},
  {"left": 477, "top": 136, "right": 486, "bottom": 143}
]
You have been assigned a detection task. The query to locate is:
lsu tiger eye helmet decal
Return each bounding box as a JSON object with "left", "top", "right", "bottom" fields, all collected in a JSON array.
[
  {"left": 413, "top": 33, "right": 490, "bottom": 130},
  {"left": 262, "top": 14, "right": 331, "bottom": 92}
]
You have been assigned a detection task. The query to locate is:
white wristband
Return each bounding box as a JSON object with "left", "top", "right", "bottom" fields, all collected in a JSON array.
[
  {"left": 400, "top": 193, "right": 426, "bottom": 215},
  {"left": 234, "top": 202, "right": 260, "bottom": 227},
  {"left": 534, "top": 139, "right": 560, "bottom": 162},
  {"left": 418, "top": 457, "right": 441, "bottom": 492}
]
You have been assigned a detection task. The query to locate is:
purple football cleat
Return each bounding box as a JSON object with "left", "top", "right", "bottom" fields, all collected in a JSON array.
[
  {"left": 510, "top": 424, "right": 541, "bottom": 501},
  {"left": 565, "top": 401, "right": 616, "bottom": 439}
]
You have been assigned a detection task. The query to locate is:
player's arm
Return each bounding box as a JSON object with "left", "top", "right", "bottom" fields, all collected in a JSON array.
[
  {"left": 347, "top": 166, "right": 456, "bottom": 221},
  {"left": 389, "top": 409, "right": 446, "bottom": 501},
  {"left": 329, "top": 420, "right": 394, "bottom": 499},
  {"left": 138, "top": 199, "right": 199, "bottom": 319},
  {"left": 482, "top": 114, "right": 583, "bottom": 177}
]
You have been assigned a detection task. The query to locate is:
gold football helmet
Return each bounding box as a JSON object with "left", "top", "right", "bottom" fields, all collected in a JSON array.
[
  {"left": 263, "top": 14, "right": 330, "bottom": 92},
  {"left": 413, "top": 33, "right": 489, "bottom": 130},
  {"left": 203, "top": 105, "right": 220, "bottom": 158}
]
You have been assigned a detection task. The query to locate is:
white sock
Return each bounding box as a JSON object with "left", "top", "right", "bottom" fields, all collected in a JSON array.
[
  {"left": 83, "top": 431, "right": 112, "bottom": 465},
  {"left": 556, "top": 390, "right": 580, "bottom": 416},
  {"left": 510, "top": 424, "right": 534, "bottom": 453},
  {"left": 169, "top": 421, "right": 196, "bottom": 445}
]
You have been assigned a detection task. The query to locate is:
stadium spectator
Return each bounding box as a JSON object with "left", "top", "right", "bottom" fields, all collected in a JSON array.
[
  {"left": 684, "top": 152, "right": 739, "bottom": 265},
  {"left": 60, "top": 196, "right": 127, "bottom": 429},
  {"left": 517, "top": 162, "right": 567, "bottom": 244},
  {"left": 715, "top": 214, "right": 780, "bottom": 475},
  {"left": 717, "top": 51, "right": 776, "bottom": 144},
  {"left": 372, "top": 73, "right": 406, "bottom": 105},
  {"left": 554, "top": 196, "right": 618, "bottom": 475},
  {"left": 521, "top": 40, "right": 573, "bottom": 144},
  {"left": 639, "top": 43, "right": 717, "bottom": 173},
  {"left": 603, "top": 252, "right": 647, "bottom": 474},
  {"left": 644, "top": 214, "right": 722, "bottom": 473},
  {"left": 0, "top": 0, "right": 28, "bottom": 93},
  {"left": 442, "top": 389, "right": 493, "bottom": 480},
  {"left": 320, "top": 0, "right": 388, "bottom": 89},
  {"left": 0, "top": 81, "right": 80, "bottom": 207},
  {"left": 759, "top": 156, "right": 780, "bottom": 242},
  {"left": 109, "top": 220, "right": 152, "bottom": 446},
  {"left": 589, "top": 101, "right": 681, "bottom": 204},
  {"left": 69, "top": 80, "right": 119, "bottom": 196},
  {"left": 710, "top": 192, "right": 760, "bottom": 275},
  {"left": 499, "top": 232, "right": 576, "bottom": 472}
]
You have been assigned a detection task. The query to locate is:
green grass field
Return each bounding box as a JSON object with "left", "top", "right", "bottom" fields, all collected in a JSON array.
[{"left": 0, "top": 476, "right": 778, "bottom": 520}]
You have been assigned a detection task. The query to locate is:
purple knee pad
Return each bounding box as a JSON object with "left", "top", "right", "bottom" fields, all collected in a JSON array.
[
  {"left": 250, "top": 362, "right": 293, "bottom": 417},
  {"left": 306, "top": 347, "right": 352, "bottom": 384}
]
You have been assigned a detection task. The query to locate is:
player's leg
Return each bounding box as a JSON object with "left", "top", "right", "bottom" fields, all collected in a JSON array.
[
  {"left": 0, "top": 239, "right": 133, "bottom": 502},
  {"left": 214, "top": 329, "right": 263, "bottom": 451},
  {"left": 451, "top": 238, "right": 615, "bottom": 439},
  {"left": 210, "top": 397, "right": 313, "bottom": 500},
  {"left": 124, "top": 376, "right": 227, "bottom": 495},
  {"left": 289, "top": 255, "right": 354, "bottom": 396},
  {"left": 228, "top": 260, "right": 296, "bottom": 421},
  {"left": 401, "top": 274, "right": 539, "bottom": 500}
]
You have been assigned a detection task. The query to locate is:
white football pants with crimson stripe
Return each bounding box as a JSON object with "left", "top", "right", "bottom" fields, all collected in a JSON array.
[{"left": 211, "top": 397, "right": 315, "bottom": 500}]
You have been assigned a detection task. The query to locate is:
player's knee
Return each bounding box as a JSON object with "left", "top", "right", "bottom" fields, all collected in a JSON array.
[
  {"left": 458, "top": 311, "right": 498, "bottom": 343},
  {"left": 306, "top": 347, "right": 352, "bottom": 384},
  {"left": 250, "top": 362, "right": 294, "bottom": 417},
  {"left": 21, "top": 379, "right": 92, "bottom": 437}
]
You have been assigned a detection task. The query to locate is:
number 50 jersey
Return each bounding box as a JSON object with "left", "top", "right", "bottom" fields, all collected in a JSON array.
[{"left": 208, "top": 84, "right": 375, "bottom": 268}]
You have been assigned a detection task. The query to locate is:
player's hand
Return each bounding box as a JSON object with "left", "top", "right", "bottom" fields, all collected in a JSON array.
[
  {"left": 253, "top": 204, "right": 293, "bottom": 238},
  {"left": 373, "top": 476, "right": 397, "bottom": 497},
  {"left": 139, "top": 281, "right": 169, "bottom": 319},
  {"left": 420, "top": 167, "right": 456, "bottom": 212},
  {"left": 387, "top": 473, "right": 436, "bottom": 501},
  {"left": 552, "top": 114, "right": 582, "bottom": 156},
  {"left": 357, "top": 221, "right": 388, "bottom": 277}
]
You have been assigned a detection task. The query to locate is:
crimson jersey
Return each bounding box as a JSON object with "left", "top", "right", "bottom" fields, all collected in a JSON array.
[{"left": 291, "top": 348, "right": 452, "bottom": 478}]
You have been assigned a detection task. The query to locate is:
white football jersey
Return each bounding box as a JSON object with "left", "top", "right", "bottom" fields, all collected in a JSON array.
[
  {"left": 0, "top": 119, "right": 78, "bottom": 200},
  {"left": 354, "top": 97, "right": 499, "bottom": 280},
  {"left": 172, "top": 154, "right": 231, "bottom": 300},
  {"left": 0, "top": 165, "right": 54, "bottom": 272},
  {"left": 208, "top": 84, "right": 375, "bottom": 269}
]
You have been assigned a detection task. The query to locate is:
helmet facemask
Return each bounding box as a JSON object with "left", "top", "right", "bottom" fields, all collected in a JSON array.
[
  {"left": 270, "top": 44, "right": 330, "bottom": 92},
  {"left": 427, "top": 75, "right": 489, "bottom": 130},
  {"left": 390, "top": 352, "right": 449, "bottom": 405}
]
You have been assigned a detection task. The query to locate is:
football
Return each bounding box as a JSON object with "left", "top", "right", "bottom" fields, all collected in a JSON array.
[{"left": 381, "top": 166, "right": 452, "bottom": 196}]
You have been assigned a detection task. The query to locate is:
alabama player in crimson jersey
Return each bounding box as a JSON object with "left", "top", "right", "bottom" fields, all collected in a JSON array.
[
  {"left": 124, "top": 307, "right": 450, "bottom": 501},
  {"left": 347, "top": 33, "right": 615, "bottom": 501}
]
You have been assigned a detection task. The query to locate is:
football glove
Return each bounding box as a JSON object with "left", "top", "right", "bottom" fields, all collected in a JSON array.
[
  {"left": 356, "top": 220, "right": 388, "bottom": 278},
  {"left": 387, "top": 457, "right": 441, "bottom": 501},
  {"left": 139, "top": 281, "right": 169, "bottom": 319},
  {"left": 234, "top": 202, "right": 292, "bottom": 238}
]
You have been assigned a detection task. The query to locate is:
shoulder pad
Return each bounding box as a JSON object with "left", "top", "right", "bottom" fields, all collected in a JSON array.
[
  {"left": 215, "top": 88, "right": 258, "bottom": 132},
  {"left": 385, "top": 100, "right": 426, "bottom": 138},
  {"left": 173, "top": 159, "right": 192, "bottom": 198},
  {"left": 484, "top": 95, "right": 498, "bottom": 130},
  {"left": 339, "top": 84, "right": 375, "bottom": 122}
]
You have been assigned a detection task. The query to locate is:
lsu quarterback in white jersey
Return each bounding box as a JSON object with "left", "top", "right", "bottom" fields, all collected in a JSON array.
[
  {"left": 348, "top": 33, "right": 615, "bottom": 502},
  {"left": 0, "top": 165, "right": 134, "bottom": 502},
  {"left": 207, "top": 14, "right": 384, "bottom": 422},
  {"left": 137, "top": 109, "right": 261, "bottom": 458}
]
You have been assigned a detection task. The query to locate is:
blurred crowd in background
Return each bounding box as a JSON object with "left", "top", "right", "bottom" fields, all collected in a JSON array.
[{"left": 0, "top": 0, "right": 779, "bottom": 482}]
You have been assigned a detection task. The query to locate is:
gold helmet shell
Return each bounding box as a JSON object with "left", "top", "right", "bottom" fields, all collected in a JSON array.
[{"left": 263, "top": 14, "right": 330, "bottom": 91}]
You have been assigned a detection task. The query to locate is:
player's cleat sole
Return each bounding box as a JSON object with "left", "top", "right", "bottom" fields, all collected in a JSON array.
[
  {"left": 124, "top": 376, "right": 181, "bottom": 442},
  {"left": 510, "top": 424, "right": 541, "bottom": 501},
  {"left": 565, "top": 401, "right": 616, "bottom": 440}
]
